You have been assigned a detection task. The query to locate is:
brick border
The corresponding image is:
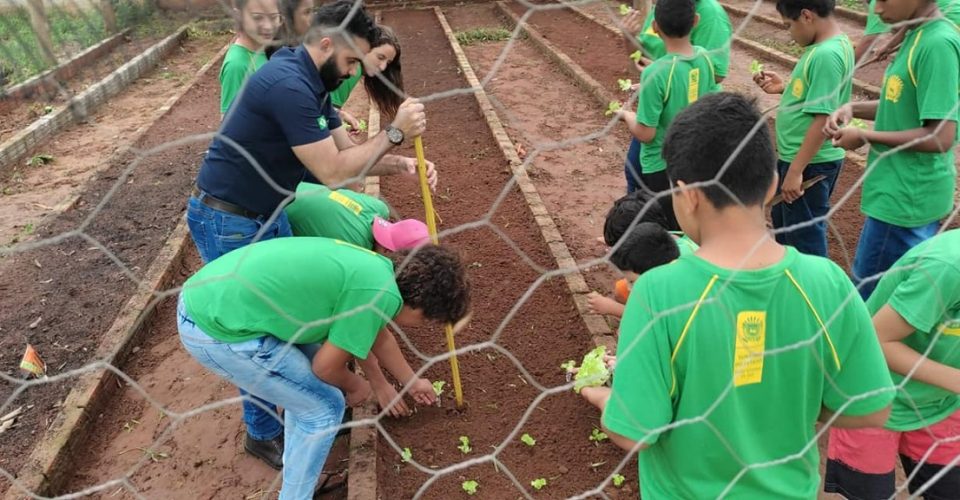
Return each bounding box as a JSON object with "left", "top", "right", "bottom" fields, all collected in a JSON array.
[
  {"left": 435, "top": 7, "right": 615, "bottom": 344},
  {"left": 4, "top": 41, "right": 231, "bottom": 500},
  {"left": 0, "top": 23, "right": 191, "bottom": 174},
  {"left": 2, "top": 29, "right": 132, "bottom": 100},
  {"left": 494, "top": 1, "right": 617, "bottom": 108}
]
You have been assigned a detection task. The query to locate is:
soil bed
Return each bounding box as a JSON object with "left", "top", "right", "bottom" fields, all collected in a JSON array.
[
  {"left": 375, "top": 8, "right": 636, "bottom": 499},
  {"left": 0, "top": 32, "right": 226, "bottom": 490}
]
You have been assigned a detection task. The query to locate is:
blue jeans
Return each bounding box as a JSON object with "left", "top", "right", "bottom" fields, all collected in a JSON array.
[
  {"left": 177, "top": 297, "right": 345, "bottom": 499},
  {"left": 771, "top": 159, "right": 843, "bottom": 257},
  {"left": 852, "top": 216, "right": 940, "bottom": 299},
  {"left": 625, "top": 137, "right": 642, "bottom": 194},
  {"left": 186, "top": 194, "right": 292, "bottom": 440}
]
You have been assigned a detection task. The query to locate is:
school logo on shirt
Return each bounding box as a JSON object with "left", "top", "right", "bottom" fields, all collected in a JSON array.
[
  {"left": 734, "top": 311, "right": 766, "bottom": 387},
  {"left": 791, "top": 78, "right": 804, "bottom": 98},
  {"left": 688, "top": 68, "right": 700, "bottom": 103},
  {"left": 645, "top": 25, "right": 659, "bottom": 38},
  {"left": 885, "top": 75, "right": 904, "bottom": 103},
  {"left": 942, "top": 318, "right": 960, "bottom": 336},
  {"left": 329, "top": 191, "right": 363, "bottom": 215},
  {"left": 317, "top": 116, "right": 328, "bottom": 130}
]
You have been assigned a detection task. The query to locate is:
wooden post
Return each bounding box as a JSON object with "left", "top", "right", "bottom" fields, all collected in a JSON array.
[
  {"left": 100, "top": 0, "right": 118, "bottom": 33},
  {"left": 24, "top": 0, "right": 57, "bottom": 66}
]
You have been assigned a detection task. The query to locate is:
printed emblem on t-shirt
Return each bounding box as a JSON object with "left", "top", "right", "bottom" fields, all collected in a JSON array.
[
  {"left": 317, "top": 116, "right": 329, "bottom": 130},
  {"left": 885, "top": 75, "right": 904, "bottom": 103},
  {"left": 688, "top": 68, "right": 700, "bottom": 103},
  {"left": 791, "top": 78, "right": 804, "bottom": 98},
  {"left": 942, "top": 318, "right": 960, "bottom": 336},
  {"left": 645, "top": 25, "right": 659, "bottom": 38},
  {"left": 329, "top": 191, "right": 363, "bottom": 215},
  {"left": 734, "top": 311, "right": 766, "bottom": 386}
]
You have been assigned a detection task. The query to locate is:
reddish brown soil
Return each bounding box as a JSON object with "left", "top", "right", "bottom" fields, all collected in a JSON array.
[
  {"left": 505, "top": 0, "right": 633, "bottom": 96},
  {"left": 0, "top": 35, "right": 225, "bottom": 491},
  {"left": 0, "top": 30, "right": 175, "bottom": 146},
  {"left": 376, "top": 8, "right": 637, "bottom": 499}
]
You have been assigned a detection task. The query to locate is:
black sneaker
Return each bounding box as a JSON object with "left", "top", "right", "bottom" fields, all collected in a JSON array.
[{"left": 244, "top": 433, "right": 284, "bottom": 470}]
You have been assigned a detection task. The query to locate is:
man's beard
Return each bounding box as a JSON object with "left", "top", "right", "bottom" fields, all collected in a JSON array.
[{"left": 319, "top": 57, "right": 347, "bottom": 91}]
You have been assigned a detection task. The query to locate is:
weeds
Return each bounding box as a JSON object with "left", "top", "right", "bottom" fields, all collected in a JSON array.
[{"left": 455, "top": 28, "right": 514, "bottom": 46}]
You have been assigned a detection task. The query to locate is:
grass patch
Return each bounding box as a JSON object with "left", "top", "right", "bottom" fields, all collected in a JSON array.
[
  {"left": 455, "top": 28, "right": 513, "bottom": 46},
  {"left": 837, "top": 0, "right": 868, "bottom": 12},
  {"left": 754, "top": 36, "right": 804, "bottom": 58}
]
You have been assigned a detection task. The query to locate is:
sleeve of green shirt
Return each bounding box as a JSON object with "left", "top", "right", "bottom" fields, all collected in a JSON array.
[
  {"left": 602, "top": 287, "right": 675, "bottom": 445},
  {"left": 801, "top": 46, "right": 848, "bottom": 115},
  {"left": 692, "top": 17, "right": 732, "bottom": 77},
  {"left": 914, "top": 34, "right": 960, "bottom": 122},
  {"left": 219, "top": 59, "right": 248, "bottom": 115},
  {"left": 888, "top": 261, "right": 960, "bottom": 334},
  {"left": 636, "top": 64, "right": 667, "bottom": 127},
  {"left": 821, "top": 271, "right": 896, "bottom": 416},
  {"left": 327, "top": 289, "right": 402, "bottom": 359}
]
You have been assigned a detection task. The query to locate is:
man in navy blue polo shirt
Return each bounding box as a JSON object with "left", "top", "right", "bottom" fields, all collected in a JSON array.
[{"left": 185, "top": 0, "right": 433, "bottom": 471}]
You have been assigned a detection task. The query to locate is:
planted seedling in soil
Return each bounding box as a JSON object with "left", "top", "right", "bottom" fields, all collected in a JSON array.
[
  {"left": 604, "top": 101, "right": 622, "bottom": 117},
  {"left": 433, "top": 380, "right": 445, "bottom": 406},
  {"left": 531, "top": 478, "right": 547, "bottom": 490},
  {"left": 590, "top": 427, "right": 609, "bottom": 444},
  {"left": 400, "top": 447, "right": 412, "bottom": 462},
  {"left": 618, "top": 78, "right": 633, "bottom": 92},
  {"left": 520, "top": 433, "right": 536, "bottom": 446},
  {"left": 573, "top": 345, "right": 612, "bottom": 392},
  {"left": 750, "top": 59, "right": 764, "bottom": 76},
  {"left": 612, "top": 473, "right": 626, "bottom": 487},
  {"left": 619, "top": 3, "right": 632, "bottom": 15},
  {"left": 462, "top": 480, "right": 479, "bottom": 495},
  {"left": 27, "top": 154, "right": 54, "bottom": 167},
  {"left": 458, "top": 435, "right": 472, "bottom": 454}
]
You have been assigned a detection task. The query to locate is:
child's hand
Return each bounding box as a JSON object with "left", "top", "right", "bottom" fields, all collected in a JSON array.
[
  {"left": 372, "top": 380, "right": 411, "bottom": 418},
  {"left": 604, "top": 355, "right": 617, "bottom": 371},
  {"left": 753, "top": 71, "right": 784, "bottom": 94},
  {"left": 780, "top": 168, "right": 805, "bottom": 204},
  {"left": 831, "top": 127, "right": 867, "bottom": 150},
  {"left": 621, "top": 10, "right": 645, "bottom": 36},
  {"left": 616, "top": 109, "right": 637, "bottom": 125},
  {"left": 588, "top": 292, "right": 623, "bottom": 316},
  {"left": 824, "top": 104, "right": 853, "bottom": 137},
  {"left": 407, "top": 377, "right": 437, "bottom": 407},
  {"left": 580, "top": 386, "right": 612, "bottom": 411}
]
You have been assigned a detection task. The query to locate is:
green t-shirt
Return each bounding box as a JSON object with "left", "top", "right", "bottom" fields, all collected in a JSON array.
[
  {"left": 865, "top": 0, "right": 960, "bottom": 35},
  {"left": 864, "top": 18, "right": 960, "bottom": 227},
  {"left": 636, "top": 47, "right": 720, "bottom": 174},
  {"left": 604, "top": 247, "right": 894, "bottom": 499},
  {"left": 866, "top": 229, "right": 960, "bottom": 432},
  {"left": 285, "top": 183, "right": 390, "bottom": 247},
  {"left": 219, "top": 43, "right": 268, "bottom": 115},
  {"left": 638, "top": 0, "right": 733, "bottom": 77},
  {"left": 670, "top": 231, "right": 699, "bottom": 255},
  {"left": 182, "top": 238, "right": 402, "bottom": 358},
  {"left": 775, "top": 35, "right": 854, "bottom": 164},
  {"left": 330, "top": 69, "right": 363, "bottom": 108}
]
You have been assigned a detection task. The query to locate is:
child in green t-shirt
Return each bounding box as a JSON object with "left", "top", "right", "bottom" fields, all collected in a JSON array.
[
  {"left": 826, "top": 228, "right": 960, "bottom": 498},
  {"left": 826, "top": 0, "right": 959, "bottom": 299},
  {"left": 582, "top": 92, "right": 894, "bottom": 498},
  {"left": 753, "top": 0, "right": 854, "bottom": 258},
  {"left": 615, "top": 0, "right": 721, "bottom": 222},
  {"left": 219, "top": 0, "right": 281, "bottom": 115}
]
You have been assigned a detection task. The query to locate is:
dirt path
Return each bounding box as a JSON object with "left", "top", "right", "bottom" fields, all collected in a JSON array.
[{"left": 376, "top": 7, "right": 636, "bottom": 499}]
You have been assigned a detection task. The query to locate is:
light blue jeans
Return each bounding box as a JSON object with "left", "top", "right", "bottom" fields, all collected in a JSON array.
[{"left": 177, "top": 296, "right": 345, "bottom": 499}]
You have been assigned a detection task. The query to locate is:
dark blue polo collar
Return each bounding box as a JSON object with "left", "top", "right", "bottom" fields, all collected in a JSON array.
[{"left": 293, "top": 45, "right": 328, "bottom": 96}]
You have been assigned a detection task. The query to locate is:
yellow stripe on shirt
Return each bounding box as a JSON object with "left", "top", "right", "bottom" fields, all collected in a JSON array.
[
  {"left": 670, "top": 274, "right": 719, "bottom": 396},
  {"left": 784, "top": 269, "right": 842, "bottom": 370}
]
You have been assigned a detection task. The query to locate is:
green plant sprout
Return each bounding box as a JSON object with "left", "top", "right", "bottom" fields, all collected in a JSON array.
[
  {"left": 619, "top": 3, "right": 631, "bottom": 15},
  {"left": 590, "top": 427, "right": 609, "bottom": 443},
  {"left": 400, "top": 447, "right": 412, "bottom": 462},
  {"left": 604, "top": 101, "right": 622, "bottom": 117},
  {"left": 850, "top": 118, "right": 868, "bottom": 129},
  {"left": 560, "top": 360, "right": 575, "bottom": 371},
  {"left": 520, "top": 433, "right": 536, "bottom": 446},
  {"left": 612, "top": 474, "right": 626, "bottom": 487},
  {"left": 531, "top": 478, "right": 548, "bottom": 490},
  {"left": 573, "top": 346, "right": 612, "bottom": 392},
  {"left": 629, "top": 50, "right": 643, "bottom": 63},
  {"left": 462, "top": 480, "right": 479, "bottom": 495},
  {"left": 617, "top": 78, "right": 633, "bottom": 92},
  {"left": 458, "top": 435, "right": 472, "bottom": 454},
  {"left": 27, "top": 154, "right": 54, "bottom": 168},
  {"left": 346, "top": 119, "right": 368, "bottom": 132},
  {"left": 432, "top": 380, "right": 446, "bottom": 396},
  {"left": 750, "top": 59, "right": 764, "bottom": 75}
]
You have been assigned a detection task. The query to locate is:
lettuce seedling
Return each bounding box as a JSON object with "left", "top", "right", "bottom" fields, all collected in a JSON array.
[
  {"left": 618, "top": 78, "right": 633, "bottom": 92},
  {"left": 574, "top": 346, "right": 612, "bottom": 392},
  {"left": 531, "top": 478, "right": 548, "bottom": 490},
  {"left": 400, "top": 447, "right": 412, "bottom": 462},
  {"left": 604, "top": 101, "right": 622, "bottom": 117},
  {"left": 589, "top": 427, "right": 609, "bottom": 443},
  {"left": 560, "top": 360, "right": 575, "bottom": 372},
  {"left": 462, "top": 480, "right": 479, "bottom": 495},
  {"left": 520, "top": 433, "right": 536, "bottom": 446},
  {"left": 612, "top": 474, "right": 626, "bottom": 487},
  {"left": 432, "top": 380, "right": 446, "bottom": 396},
  {"left": 850, "top": 118, "right": 868, "bottom": 129},
  {"left": 619, "top": 3, "right": 631, "bottom": 15},
  {"left": 750, "top": 60, "right": 764, "bottom": 76},
  {"left": 629, "top": 50, "right": 643, "bottom": 63},
  {"left": 357, "top": 119, "right": 368, "bottom": 132},
  {"left": 458, "top": 435, "right": 472, "bottom": 454}
]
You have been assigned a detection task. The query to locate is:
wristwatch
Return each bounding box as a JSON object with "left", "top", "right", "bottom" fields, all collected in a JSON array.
[{"left": 385, "top": 125, "right": 404, "bottom": 145}]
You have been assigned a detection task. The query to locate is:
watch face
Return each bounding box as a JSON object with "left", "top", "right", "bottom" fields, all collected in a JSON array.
[{"left": 387, "top": 126, "right": 403, "bottom": 144}]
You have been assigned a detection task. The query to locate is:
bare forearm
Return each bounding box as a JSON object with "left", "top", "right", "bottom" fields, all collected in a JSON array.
[
  {"left": 316, "top": 363, "right": 367, "bottom": 393},
  {"left": 790, "top": 117, "right": 830, "bottom": 173},
  {"left": 358, "top": 354, "right": 392, "bottom": 387},
  {"left": 309, "top": 132, "right": 393, "bottom": 187},
  {"left": 370, "top": 330, "right": 417, "bottom": 386},
  {"left": 626, "top": 120, "right": 655, "bottom": 143},
  {"left": 851, "top": 101, "right": 879, "bottom": 120},
  {"left": 369, "top": 154, "right": 408, "bottom": 176},
  {"left": 883, "top": 342, "right": 960, "bottom": 394},
  {"left": 863, "top": 126, "right": 956, "bottom": 153}
]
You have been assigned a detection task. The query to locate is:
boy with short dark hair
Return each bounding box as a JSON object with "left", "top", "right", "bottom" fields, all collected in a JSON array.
[
  {"left": 754, "top": 0, "right": 854, "bottom": 257},
  {"left": 582, "top": 92, "right": 894, "bottom": 498},
  {"left": 826, "top": 228, "right": 960, "bottom": 499},
  {"left": 616, "top": 0, "right": 721, "bottom": 224},
  {"left": 826, "top": 0, "right": 959, "bottom": 299}
]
